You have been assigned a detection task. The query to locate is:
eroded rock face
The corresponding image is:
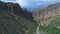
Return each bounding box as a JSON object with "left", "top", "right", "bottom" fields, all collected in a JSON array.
[
  {"left": 7, "top": 2, "right": 23, "bottom": 14},
  {"left": 33, "top": 3, "right": 60, "bottom": 19},
  {"left": 0, "top": 1, "right": 7, "bottom": 10},
  {"left": 0, "top": 1, "right": 23, "bottom": 14},
  {"left": 0, "top": 1, "right": 33, "bottom": 19}
]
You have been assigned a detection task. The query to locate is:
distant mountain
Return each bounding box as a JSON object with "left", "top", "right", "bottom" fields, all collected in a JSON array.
[
  {"left": 0, "top": 1, "right": 37, "bottom": 34},
  {"left": 22, "top": 2, "right": 56, "bottom": 12},
  {"left": 23, "top": 4, "right": 47, "bottom": 12},
  {"left": 33, "top": 2, "right": 60, "bottom": 19}
]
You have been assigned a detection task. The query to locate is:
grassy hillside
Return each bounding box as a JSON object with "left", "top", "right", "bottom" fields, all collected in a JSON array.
[
  {"left": 35, "top": 15, "right": 60, "bottom": 34},
  {"left": 0, "top": 10, "right": 38, "bottom": 34}
]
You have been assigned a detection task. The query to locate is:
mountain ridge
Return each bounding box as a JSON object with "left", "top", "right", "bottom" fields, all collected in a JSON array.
[
  {"left": 0, "top": 1, "right": 37, "bottom": 34},
  {"left": 33, "top": 2, "right": 60, "bottom": 19}
]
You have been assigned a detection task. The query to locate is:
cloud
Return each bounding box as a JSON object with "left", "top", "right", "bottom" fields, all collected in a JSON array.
[
  {"left": 1, "top": 0, "right": 16, "bottom": 3},
  {"left": 36, "top": 3, "right": 43, "bottom": 5},
  {"left": 35, "top": 0, "right": 56, "bottom": 6},
  {"left": 43, "top": 0, "right": 55, "bottom": 2},
  {"left": 16, "top": 0, "right": 58, "bottom": 7},
  {"left": 33, "top": 0, "right": 56, "bottom": 2},
  {"left": 16, "top": 0, "right": 29, "bottom": 7}
]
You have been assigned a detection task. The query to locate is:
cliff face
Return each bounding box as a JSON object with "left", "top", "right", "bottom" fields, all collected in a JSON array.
[
  {"left": 33, "top": 3, "right": 60, "bottom": 19},
  {"left": 0, "top": 1, "right": 23, "bottom": 14}
]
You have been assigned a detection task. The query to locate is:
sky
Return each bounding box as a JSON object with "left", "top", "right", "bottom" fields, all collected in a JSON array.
[
  {"left": 1, "top": 0, "right": 16, "bottom": 2},
  {"left": 1, "top": 0, "right": 60, "bottom": 8}
]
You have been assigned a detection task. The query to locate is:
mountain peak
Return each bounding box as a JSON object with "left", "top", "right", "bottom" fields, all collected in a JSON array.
[{"left": 0, "top": 1, "right": 24, "bottom": 14}]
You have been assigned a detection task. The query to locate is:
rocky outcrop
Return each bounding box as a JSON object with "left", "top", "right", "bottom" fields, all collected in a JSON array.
[
  {"left": 33, "top": 3, "right": 60, "bottom": 19},
  {"left": 0, "top": 1, "right": 33, "bottom": 19},
  {"left": 0, "top": 1, "right": 7, "bottom": 10},
  {"left": 0, "top": 1, "right": 23, "bottom": 14},
  {"left": 7, "top": 2, "right": 23, "bottom": 14}
]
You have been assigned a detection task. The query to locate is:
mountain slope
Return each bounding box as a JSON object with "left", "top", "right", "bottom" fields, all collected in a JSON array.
[
  {"left": 33, "top": 2, "right": 60, "bottom": 34},
  {"left": 33, "top": 3, "right": 60, "bottom": 19},
  {"left": 0, "top": 1, "right": 37, "bottom": 34},
  {"left": 37, "top": 15, "right": 60, "bottom": 34}
]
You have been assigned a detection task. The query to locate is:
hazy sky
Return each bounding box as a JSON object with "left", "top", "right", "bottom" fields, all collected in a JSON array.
[
  {"left": 1, "top": 0, "right": 60, "bottom": 7},
  {"left": 16, "top": 0, "right": 57, "bottom": 7}
]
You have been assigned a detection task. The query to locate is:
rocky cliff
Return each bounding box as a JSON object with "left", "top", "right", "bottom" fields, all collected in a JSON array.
[{"left": 33, "top": 3, "right": 60, "bottom": 19}]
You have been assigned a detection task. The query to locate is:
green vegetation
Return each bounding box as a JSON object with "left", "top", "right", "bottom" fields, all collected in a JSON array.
[
  {"left": 1, "top": 9, "right": 60, "bottom": 34},
  {"left": 0, "top": 10, "right": 37, "bottom": 34},
  {"left": 40, "top": 26, "right": 60, "bottom": 34},
  {"left": 1, "top": 1, "right": 60, "bottom": 34},
  {"left": 35, "top": 15, "right": 60, "bottom": 34}
]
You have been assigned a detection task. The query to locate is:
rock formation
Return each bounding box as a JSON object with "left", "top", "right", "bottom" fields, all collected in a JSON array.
[{"left": 33, "top": 3, "right": 60, "bottom": 19}]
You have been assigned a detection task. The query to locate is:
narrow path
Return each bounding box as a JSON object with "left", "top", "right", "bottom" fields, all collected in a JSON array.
[{"left": 36, "top": 24, "right": 40, "bottom": 34}]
